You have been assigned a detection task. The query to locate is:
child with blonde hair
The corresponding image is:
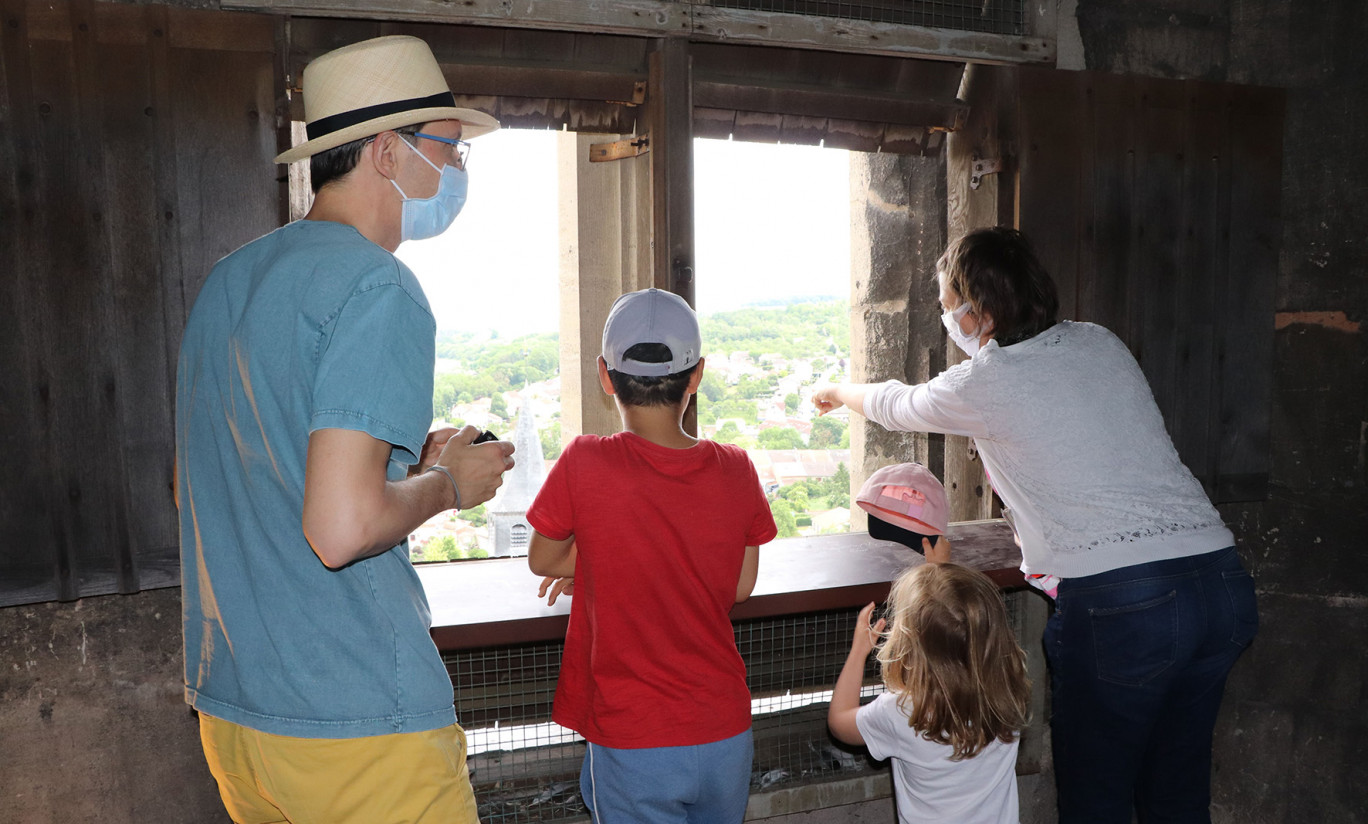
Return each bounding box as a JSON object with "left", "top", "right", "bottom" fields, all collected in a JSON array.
[{"left": 829, "top": 561, "right": 1031, "bottom": 824}]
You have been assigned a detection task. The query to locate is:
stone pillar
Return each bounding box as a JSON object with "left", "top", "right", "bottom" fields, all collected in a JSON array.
[
  {"left": 556, "top": 132, "right": 652, "bottom": 440},
  {"left": 848, "top": 150, "right": 951, "bottom": 528}
]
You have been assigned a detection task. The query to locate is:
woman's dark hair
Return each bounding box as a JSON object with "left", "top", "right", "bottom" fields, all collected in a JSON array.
[
  {"left": 309, "top": 123, "right": 424, "bottom": 194},
  {"left": 936, "top": 227, "right": 1059, "bottom": 347},
  {"left": 607, "top": 343, "right": 699, "bottom": 407}
]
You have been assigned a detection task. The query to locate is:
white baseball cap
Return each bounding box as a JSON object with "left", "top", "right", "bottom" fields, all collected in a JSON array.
[{"left": 601, "top": 289, "right": 701, "bottom": 377}]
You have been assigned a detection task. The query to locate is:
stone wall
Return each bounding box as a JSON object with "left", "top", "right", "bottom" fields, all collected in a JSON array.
[{"left": 0, "top": 589, "right": 228, "bottom": 823}]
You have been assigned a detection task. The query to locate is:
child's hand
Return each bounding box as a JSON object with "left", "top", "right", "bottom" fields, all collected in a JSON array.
[
  {"left": 925, "top": 536, "right": 952, "bottom": 564},
  {"left": 850, "top": 602, "right": 885, "bottom": 658},
  {"left": 538, "top": 575, "right": 574, "bottom": 606}
]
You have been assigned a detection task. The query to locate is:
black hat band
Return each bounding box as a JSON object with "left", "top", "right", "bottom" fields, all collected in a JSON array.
[{"left": 305, "top": 91, "right": 457, "bottom": 141}]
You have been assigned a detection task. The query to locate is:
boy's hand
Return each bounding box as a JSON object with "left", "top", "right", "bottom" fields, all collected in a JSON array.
[
  {"left": 925, "top": 536, "right": 952, "bottom": 564},
  {"left": 538, "top": 576, "right": 574, "bottom": 606},
  {"left": 850, "top": 602, "right": 885, "bottom": 659}
]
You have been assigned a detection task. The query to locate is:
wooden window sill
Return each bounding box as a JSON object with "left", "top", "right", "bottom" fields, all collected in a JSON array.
[{"left": 419, "top": 519, "right": 1023, "bottom": 651}]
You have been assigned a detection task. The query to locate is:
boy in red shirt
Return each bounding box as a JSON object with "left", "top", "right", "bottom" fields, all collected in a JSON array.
[{"left": 527, "top": 288, "right": 778, "bottom": 822}]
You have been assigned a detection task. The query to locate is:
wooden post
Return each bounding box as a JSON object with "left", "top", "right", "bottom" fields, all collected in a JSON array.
[{"left": 646, "top": 37, "right": 697, "bottom": 433}]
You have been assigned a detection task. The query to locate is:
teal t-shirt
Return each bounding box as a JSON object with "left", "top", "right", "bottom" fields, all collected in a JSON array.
[{"left": 175, "top": 220, "right": 455, "bottom": 738}]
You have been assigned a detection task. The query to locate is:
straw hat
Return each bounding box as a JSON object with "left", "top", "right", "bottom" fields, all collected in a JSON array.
[{"left": 275, "top": 35, "right": 500, "bottom": 164}]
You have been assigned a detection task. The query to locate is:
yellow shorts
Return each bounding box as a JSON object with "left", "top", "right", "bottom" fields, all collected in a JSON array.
[{"left": 198, "top": 713, "right": 479, "bottom": 824}]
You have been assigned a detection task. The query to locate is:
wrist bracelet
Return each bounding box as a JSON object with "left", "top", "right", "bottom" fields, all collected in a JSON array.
[{"left": 425, "top": 465, "right": 461, "bottom": 511}]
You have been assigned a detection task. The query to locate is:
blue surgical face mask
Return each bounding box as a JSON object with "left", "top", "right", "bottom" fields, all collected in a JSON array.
[
  {"left": 390, "top": 138, "right": 468, "bottom": 242},
  {"left": 941, "top": 301, "right": 984, "bottom": 357}
]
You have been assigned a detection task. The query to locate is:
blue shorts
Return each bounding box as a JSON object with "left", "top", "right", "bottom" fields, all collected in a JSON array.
[{"left": 580, "top": 729, "right": 754, "bottom": 824}]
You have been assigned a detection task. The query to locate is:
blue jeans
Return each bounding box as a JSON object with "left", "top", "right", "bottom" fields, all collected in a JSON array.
[
  {"left": 1044, "top": 547, "right": 1257, "bottom": 824},
  {"left": 580, "top": 729, "right": 754, "bottom": 824}
]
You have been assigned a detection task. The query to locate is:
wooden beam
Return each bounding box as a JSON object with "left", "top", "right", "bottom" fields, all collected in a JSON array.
[
  {"left": 224, "top": 0, "right": 691, "bottom": 37},
  {"left": 690, "top": 6, "right": 1055, "bottom": 66},
  {"left": 221, "top": 0, "right": 1055, "bottom": 66},
  {"left": 438, "top": 61, "right": 645, "bottom": 105},
  {"left": 645, "top": 38, "right": 695, "bottom": 434},
  {"left": 693, "top": 76, "right": 967, "bottom": 130},
  {"left": 647, "top": 38, "right": 694, "bottom": 301}
]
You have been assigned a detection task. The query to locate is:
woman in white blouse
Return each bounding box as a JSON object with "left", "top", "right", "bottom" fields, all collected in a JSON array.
[{"left": 811, "top": 226, "right": 1257, "bottom": 824}]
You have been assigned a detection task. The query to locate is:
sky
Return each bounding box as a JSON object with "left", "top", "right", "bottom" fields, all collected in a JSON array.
[{"left": 396, "top": 130, "right": 851, "bottom": 339}]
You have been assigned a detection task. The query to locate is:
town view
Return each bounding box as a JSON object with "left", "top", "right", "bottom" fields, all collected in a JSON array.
[{"left": 409, "top": 298, "right": 854, "bottom": 562}]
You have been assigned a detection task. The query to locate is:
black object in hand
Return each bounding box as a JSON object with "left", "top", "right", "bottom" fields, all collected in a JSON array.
[{"left": 472, "top": 430, "right": 499, "bottom": 444}]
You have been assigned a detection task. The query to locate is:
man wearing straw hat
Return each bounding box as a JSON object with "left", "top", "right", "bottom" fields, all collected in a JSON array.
[{"left": 175, "top": 35, "right": 510, "bottom": 823}]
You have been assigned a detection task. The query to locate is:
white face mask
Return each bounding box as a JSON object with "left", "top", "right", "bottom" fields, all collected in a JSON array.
[
  {"left": 941, "top": 301, "right": 984, "bottom": 357},
  {"left": 390, "top": 138, "right": 468, "bottom": 242}
]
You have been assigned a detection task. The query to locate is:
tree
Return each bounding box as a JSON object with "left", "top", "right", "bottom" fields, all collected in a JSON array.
[
  {"left": 712, "top": 399, "right": 758, "bottom": 424},
  {"left": 422, "top": 535, "right": 459, "bottom": 562},
  {"left": 735, "top": 374, "right": 770, "bottom": 399},
  {"left": 541, "top": 421, "right": 563, "bottom": 460},
  {"left": 826, "top": 463, "right": 851, "bottom": 498},
  {"left": 699, "top": 371, "right": 726, "bottom": 403},
  {"left": 490, "top": 393, "right": 508, "bottom": 419},
  {"left": 457, "top": 504, "right": 487, "bottom": 527},
  {"left": 810, "top": 463, "right": 850, "bottom": 509},
  {"left": 714, "top": 421, "right": 744, "bottom": 445},
  {"left": 784, "top": 393, "right": 800, "bottom": 414},
  {"left": 758, "top": 427, "right": 805, "bottom": 450},
  {"left": 770, "top": 499, "right": 799, "bottom": 538},
  {"left": 810, "top": 415, "right": 847, "bottom": 448},
  {"left": 781, "top": 486, "right": 811, "bottom": 514}
]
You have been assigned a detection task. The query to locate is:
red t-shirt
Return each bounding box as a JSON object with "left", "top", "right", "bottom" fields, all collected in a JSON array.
[{"left": 526, "top": 432, "right": 778, "bottom": 749}]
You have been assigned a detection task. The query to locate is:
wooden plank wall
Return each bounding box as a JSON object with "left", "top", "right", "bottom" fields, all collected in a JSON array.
[
  {"left": 0, "top": 0, "right": 281, "bottom": 606},
  {"left": 1016, "top": 66, "right": 1282, "bottom": 502}
]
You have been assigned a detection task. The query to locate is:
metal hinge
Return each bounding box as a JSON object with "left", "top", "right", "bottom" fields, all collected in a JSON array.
[{"left": 970, "top": 154, "right": 1002, "bottom": 189}]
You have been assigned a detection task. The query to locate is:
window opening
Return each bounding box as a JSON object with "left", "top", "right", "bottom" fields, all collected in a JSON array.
[
  {"left": 693, "top": 137, "right": 854, "bottom": 539},
  {"left": 396, "top": 128, "right": 561, "bottom": 564}
]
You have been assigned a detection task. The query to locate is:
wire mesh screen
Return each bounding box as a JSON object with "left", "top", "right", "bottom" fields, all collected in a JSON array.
[
  {"left": 703, "top": 0, "right": 1025, "bottom": 36},
  {"left": 445, "top": 592, "right": 1031, "bottom": 822},
  {"left": 448, "top": 641, "right": 585, "bottom": 821}
]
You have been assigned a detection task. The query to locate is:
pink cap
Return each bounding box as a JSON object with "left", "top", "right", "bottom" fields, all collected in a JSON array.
[{"left": 856, "top": 463, "right": 949, "bottom": 536}]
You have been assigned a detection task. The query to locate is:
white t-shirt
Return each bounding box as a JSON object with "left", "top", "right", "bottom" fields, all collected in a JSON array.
[
  {"left": 863, "top": 321, "right": 1232, "bottom": 581},
  {"left": 856, "top": 692, "right": 1019, "bottom": 824}
]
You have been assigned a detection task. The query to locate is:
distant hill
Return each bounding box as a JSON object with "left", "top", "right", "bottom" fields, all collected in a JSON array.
[
  {"left": 702, "top": 299, "right": 849, "bottom": 360},
  {"left": 436, "top": 298, "right": 849, "bottom": 371}
]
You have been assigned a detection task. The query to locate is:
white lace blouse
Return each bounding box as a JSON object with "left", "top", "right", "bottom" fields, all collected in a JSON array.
[{"left": 864, "top": 321, "right": 1233, "bottom": 581}]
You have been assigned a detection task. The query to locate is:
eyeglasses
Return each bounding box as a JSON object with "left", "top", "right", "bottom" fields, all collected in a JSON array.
[{"left": 413, "top": 132, "right": 471, "bottom": 169}]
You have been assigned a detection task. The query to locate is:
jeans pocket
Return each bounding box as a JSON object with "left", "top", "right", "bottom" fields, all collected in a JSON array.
[
  {"left": 1221, "top": 568, "right": 1259, "bottom": 649},
  {"left": 1089, "top": 589, "right": 1178, "bottom": 686}
]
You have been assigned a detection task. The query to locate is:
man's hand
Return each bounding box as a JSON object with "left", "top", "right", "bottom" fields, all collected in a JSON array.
[
  {"left": 538, "top": 576, "right": 574, "bottom": 606},
  {"left": 411, "top": 427, "right": 460, "bottom": 476},
  {"left": 434, "top": 425, "right": 515, "bottom": 510},
  {"left": 924, "top": 536, "right": 952, "bottom": 565}
]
